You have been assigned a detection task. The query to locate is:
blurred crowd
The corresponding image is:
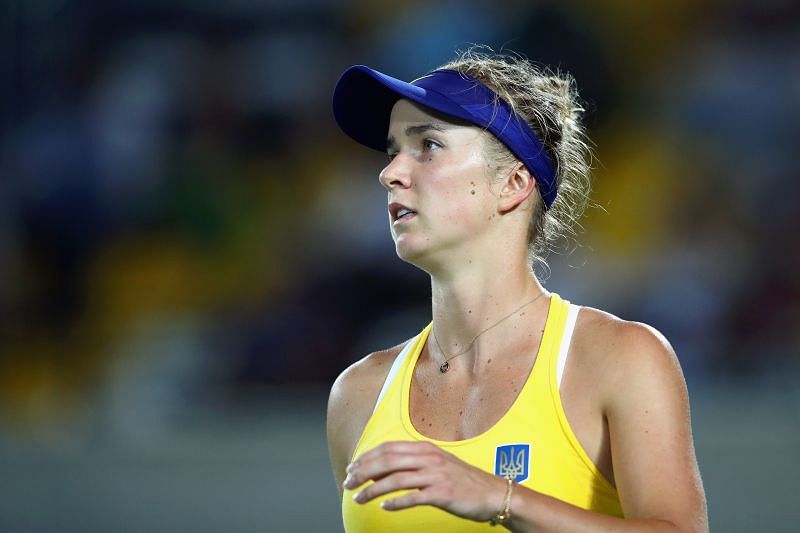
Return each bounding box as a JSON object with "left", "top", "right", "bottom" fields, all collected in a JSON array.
[{"left": 0, "top": 0, "right": 798, "bottom": 434}]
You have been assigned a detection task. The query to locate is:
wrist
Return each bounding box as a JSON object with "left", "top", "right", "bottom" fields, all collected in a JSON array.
[{"left": 489, "top": 476, "right": 514, "bottom": 527}]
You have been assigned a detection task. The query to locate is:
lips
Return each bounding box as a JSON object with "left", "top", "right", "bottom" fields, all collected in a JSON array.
[{"left": 389, "top": 202, "right": 417, "bottom": 223}]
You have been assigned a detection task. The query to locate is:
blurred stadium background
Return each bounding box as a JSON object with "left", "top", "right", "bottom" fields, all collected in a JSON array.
[{"left": 0, "top": 0, "right": 798, "bottom": 531}]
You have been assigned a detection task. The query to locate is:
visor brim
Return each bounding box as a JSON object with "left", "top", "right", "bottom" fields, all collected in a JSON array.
[{"left": 332, "top": 65, "right": 474, "bottom": 152}]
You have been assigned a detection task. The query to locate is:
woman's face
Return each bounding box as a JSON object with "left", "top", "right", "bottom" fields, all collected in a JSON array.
[{"left": 380, "top": 99, "right": 498, "bottom": 268}]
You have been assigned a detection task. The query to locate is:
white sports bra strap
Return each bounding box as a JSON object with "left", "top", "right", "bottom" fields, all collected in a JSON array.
[
  {"left": 557, "top": 304, "right": 580, "bottom": 390},
  {"left": 373, "top": 334, "right": 418, "bottom": 412}
]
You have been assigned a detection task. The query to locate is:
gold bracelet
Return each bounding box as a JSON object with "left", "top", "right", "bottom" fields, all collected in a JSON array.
[{"left": 489, "top": 476, "right": 514, "bottom": 526}]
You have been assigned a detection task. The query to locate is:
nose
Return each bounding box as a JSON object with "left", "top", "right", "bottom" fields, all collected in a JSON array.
[{"left": 378, "top": 153, "right": 412, "bottom": 191}]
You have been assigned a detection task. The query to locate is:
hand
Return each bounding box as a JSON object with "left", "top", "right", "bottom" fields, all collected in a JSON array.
[{"left": 343, "top": 440, "right": 509, "bottom": 522}]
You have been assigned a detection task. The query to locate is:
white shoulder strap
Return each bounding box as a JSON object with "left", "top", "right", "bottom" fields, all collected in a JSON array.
[
  {"left": 556, "top": 304, "right": 580, "bottom": 390},
  {"left": 373, "top": 334, "right": 418, "bottom": 412}
]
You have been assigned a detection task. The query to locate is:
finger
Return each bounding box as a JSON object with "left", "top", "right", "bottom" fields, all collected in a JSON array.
[
  {"left": 381, "top": 488, "right": 434, "bottom": 511},
  {"left": 353, "top": 470, "right": 439, "bottom": 504},
  {"left": 349, "top": 440, "right": 439, "bottom": 472},
  {"left": 344, "top": 450, "right": 442, "bottom": 490}
]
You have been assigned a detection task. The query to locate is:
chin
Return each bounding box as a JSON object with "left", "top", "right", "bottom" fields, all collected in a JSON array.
[
  {"left": 394, "top": 236, "right": 448, "bottom": 275},
  {"left": 394, "top": 237, "right": 422, "bottom": 261},
  {"left": 394, "top": 235, "right": 429, "bottom": 264}
]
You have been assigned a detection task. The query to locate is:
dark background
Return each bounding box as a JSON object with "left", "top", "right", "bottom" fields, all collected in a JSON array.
[{"left": 0, "top": 0, "right": 798, "bottom": 531}]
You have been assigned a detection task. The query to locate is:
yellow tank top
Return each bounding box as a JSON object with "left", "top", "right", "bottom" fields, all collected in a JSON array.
[{"left": 342, "top": 294, "right": 622, "bottom": 531}]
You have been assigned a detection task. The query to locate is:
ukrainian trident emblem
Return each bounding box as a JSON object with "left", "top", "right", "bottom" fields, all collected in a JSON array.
[{"left": 494, "top": 443, "right": 531, "bottom": 482}]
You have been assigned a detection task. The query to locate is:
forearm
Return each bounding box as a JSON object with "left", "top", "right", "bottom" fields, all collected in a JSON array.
[{"left": 504, "top": 485, "right": 687, "bottom": 533}]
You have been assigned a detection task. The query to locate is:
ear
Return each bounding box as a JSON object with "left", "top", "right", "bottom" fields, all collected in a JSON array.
[{"left": 497, "top": 163, "right": 537, "bottom": 213}]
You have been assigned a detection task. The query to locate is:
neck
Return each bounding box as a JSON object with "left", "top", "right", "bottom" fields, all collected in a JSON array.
[{"left": 429, "top": 259, "right": 547, "bottom": 371}]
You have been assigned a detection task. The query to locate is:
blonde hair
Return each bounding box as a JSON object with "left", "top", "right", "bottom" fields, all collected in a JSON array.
[{"left": 437, "top": 46, "right": 592, "bottom": 277}]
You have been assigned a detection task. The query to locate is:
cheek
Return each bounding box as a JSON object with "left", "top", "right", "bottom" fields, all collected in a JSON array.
[
  {"left": 428, "top": 152, "right": 492, "bottom": 227},
  {"left": 438, "top": 187, "right": 489, "bottom": 231}
]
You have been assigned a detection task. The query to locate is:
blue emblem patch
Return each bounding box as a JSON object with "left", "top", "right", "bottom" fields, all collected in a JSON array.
[{"left": 494, "top": 443, "right": 531, "bottom": 482}]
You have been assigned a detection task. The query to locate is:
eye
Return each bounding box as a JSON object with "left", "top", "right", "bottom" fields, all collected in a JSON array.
[
  {"left": 386, "top": 151, "right": 398, "bottom": 162},
  {"left": 423, "top": 139, "right": 442, "bottom": 151}
]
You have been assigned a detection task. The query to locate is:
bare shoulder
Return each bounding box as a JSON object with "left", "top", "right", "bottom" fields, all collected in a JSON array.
[
  {"left": 327, "top": 341, "right": 406, "bottom": 428},
  {"left": 326, "top": 338, "right": 410, "bottom": 494},
  {"left": 573, "top": 305, "right": 675, "bottom": 357},
  {"left": 571, "top": 305, "right": 686, "bottom": 408}
]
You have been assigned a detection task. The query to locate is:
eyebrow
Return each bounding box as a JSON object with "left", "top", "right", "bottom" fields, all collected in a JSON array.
[{"left": 386, "top": 123, "right": 448, "bottom": 151}]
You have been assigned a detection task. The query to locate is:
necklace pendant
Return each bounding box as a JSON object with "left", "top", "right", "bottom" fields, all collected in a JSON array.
[{"left": 439, "top": 361, "right": 449, "bottom": 373}]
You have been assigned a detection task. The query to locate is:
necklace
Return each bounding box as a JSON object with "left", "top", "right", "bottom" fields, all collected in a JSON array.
[{"left": 431, "top": 292, "right": 546, "bottom": 374}]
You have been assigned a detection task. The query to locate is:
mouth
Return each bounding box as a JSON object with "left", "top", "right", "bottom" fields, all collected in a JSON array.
[{"left": 389, "top": 202, "right": 417, "bottom": 224}]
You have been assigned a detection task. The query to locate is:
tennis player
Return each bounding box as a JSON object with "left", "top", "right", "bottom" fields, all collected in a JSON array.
[{"left": 327, "top": 48, "right": 708, "bottom": 532}]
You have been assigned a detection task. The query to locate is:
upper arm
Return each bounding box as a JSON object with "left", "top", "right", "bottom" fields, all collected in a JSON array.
[
  {"left": 603, "top": 322, "right": 708, "bottom": 532},
  {"left": 326, "top": 346, "right": 402, "bottom": 499},
  {"left": 326, "top": 368, "right": 359, "bottom": 498}
]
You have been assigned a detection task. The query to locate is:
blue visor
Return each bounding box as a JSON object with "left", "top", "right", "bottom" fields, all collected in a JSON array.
[{"left": 332, "top": 65, "right": 557, "bottom": 208}]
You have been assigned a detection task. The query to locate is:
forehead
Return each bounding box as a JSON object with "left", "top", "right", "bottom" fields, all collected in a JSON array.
[
  {"left": 387, "top": 99, "right": 481, "bottom": 139},
  {"left": 389, "top": 99, "right": 446, "bottom": 123}
]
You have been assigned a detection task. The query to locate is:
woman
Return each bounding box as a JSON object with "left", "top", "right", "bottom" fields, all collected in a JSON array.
[{"left": 327, "top": 49, "right": 708, "bottom": 531}]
